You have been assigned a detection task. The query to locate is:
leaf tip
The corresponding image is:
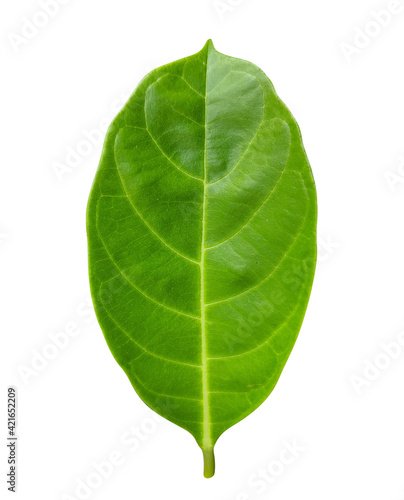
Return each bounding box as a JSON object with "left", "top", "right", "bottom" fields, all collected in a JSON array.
[{"left": 203, "top": 39, "right": 215, "bottom": 52}]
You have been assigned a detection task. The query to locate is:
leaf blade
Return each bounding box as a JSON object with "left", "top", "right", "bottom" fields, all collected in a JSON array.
[{"left": 87, "top": 40, "right": 317, "bottom": 477}]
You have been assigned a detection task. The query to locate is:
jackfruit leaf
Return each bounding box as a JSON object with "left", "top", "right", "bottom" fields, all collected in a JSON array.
[{"left": 87, "top": 40, "right": 317, "bottom": 478}]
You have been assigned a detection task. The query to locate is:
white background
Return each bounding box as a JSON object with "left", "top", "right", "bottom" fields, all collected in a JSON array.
[{"left": 1, "top": 0, "right": 404, "bottom": 499}]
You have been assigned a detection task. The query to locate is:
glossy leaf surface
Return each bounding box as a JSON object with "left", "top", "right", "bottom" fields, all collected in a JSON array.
[{"left": 87, "top": 40, "right": 317, "bottom": 477}]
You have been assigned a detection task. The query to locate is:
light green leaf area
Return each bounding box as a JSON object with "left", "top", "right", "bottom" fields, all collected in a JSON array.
[{"left": 87, "top": 40, "right": 317, "bottom": 477}]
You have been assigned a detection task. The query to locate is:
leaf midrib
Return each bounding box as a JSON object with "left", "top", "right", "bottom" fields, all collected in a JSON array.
[{"left": 200, "top": 47, "right": 211, "bottom": 451}]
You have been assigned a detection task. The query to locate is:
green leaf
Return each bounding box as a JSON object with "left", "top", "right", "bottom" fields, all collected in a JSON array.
[{"left": 87, "top": 40, "right": 317, "bottom": 478}]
